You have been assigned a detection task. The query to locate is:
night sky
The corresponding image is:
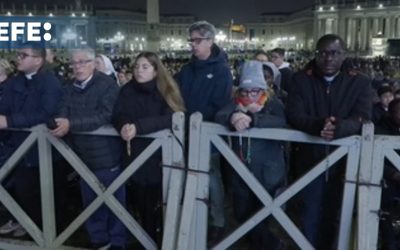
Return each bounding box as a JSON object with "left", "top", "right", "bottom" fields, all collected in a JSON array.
[
  {"left": 10, "top": 0, "right": 315, "bottom": 24},
  {"left": 159, "top": 0, "right": 314, "bottom": 23},
  {"left": 99, "top": 0, "right": 314, "bottom": 23}
]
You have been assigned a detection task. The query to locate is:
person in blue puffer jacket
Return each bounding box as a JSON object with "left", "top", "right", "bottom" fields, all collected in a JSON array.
[{"left": 175, "top": 20, "right": 233, "bottom": 243}]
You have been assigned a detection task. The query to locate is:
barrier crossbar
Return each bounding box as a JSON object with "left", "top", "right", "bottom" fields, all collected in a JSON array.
[{"left": 0, "top": 112, "right": 185, "bottom": 250}]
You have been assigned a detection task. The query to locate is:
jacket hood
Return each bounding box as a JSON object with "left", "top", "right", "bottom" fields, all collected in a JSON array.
[
  {"left": 262, "top": 61, "right": 282, "bottom": 89},
  {"left": 191, "top": 44, "right": 228, "bottom": 67}
]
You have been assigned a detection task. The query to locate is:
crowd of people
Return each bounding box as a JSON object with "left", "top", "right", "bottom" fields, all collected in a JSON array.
[{"left": 0, "top": 19, "right": 400, "bottom": 250}]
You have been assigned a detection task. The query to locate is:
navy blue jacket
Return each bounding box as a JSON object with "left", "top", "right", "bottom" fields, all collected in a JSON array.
[
  {"left": 175, "top": 44, "right": 233, "bottom": 121},
  {"left": 0, "top": 69, "right": 62, "bottom": 167},
  {"left": 0, "top": 77, "right": 11, "bottom": 102},
  {"left": 58, "top": 71, "right": 122, "bottom": 170}
]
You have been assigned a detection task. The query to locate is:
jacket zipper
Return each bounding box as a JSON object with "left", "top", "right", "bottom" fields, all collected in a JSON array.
[{"left": 325, "top": 83, "right": 331, "bottom": 182}]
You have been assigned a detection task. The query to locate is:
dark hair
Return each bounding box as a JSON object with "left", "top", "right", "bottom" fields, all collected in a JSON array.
[
  {"left": 316, "top": 34, "right": 346, "bottom": 50},
  {"left": 19, "top": 42, "right": 46, "bottom": 60},
  {"left": 255, "top": 50, "right": 268, "bottom": 58},
  {"left": 377, "top": 85, "right": 393, "bottom": 97},
  {"left": 271, "top": 48, "right": 285, "bottom": 57}
]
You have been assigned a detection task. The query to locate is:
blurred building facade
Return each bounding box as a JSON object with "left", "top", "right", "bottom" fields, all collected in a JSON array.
[{"left": 1, "top": 0, "right": 399, "bottom": 54}]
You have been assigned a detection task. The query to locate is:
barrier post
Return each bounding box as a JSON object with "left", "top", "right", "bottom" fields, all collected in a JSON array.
[
  {"left": 37, "top": 125, "right": 56, "bottom": 248},
  {"left": 177, "top": 113, "right": 203, "bottom": 250},
  {"left": 162, "top": 112, "right": 185, "bottom": 250},
  {"left": 357, "top": 122, "right": 378, "bottom": 250}
]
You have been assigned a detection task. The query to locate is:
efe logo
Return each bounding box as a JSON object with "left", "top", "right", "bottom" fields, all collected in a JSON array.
[{"left": 0, "top": 22, "right": 52, "bottom": 42}]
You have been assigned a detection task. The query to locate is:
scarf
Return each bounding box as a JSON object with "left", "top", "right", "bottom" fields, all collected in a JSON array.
[{"left": 234, "top": 91, "right": 269, "bottom": 113}]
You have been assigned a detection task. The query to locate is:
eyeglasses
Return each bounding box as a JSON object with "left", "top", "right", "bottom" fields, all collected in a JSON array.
[
  {"left": 16, "top": 52, "right": 39, "bottom": 60},
  {"left": 70, "top": 59, "right": 93, "bottom": 67},
  {"left": 239, "top": 88, "right": 263, "bottom": 97},
  {"left": 315, "top": 50, "right": 344, "bottom": 58},
  {"left": 187, "top": 37, "right": 209, "bottom": 44}
]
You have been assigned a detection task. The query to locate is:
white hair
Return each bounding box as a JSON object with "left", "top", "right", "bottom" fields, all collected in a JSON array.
[{"left": 69, "top": 46, "right": 95, "bottom": 60}]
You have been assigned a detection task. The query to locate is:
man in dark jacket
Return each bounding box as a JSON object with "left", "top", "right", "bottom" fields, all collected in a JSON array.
[
  {"left": 270, "top": 48, "right": 293, "bottom": 94},
  {"left": 286, "top": 34, "right": 372, "bottom": 248},
  {"left": 50, "top": 47, "right": 126, "bottom": 250},
  {"left": 0, "top": 42, "right": 62, "bottom": 236},
  {"left": 175, "top": 20, "right": 233, "bottom": 241},
  {"left": 372, "top": 85, "right": 394, "bottom": 124}
]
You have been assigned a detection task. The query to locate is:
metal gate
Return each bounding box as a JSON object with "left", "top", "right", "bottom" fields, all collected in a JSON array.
[
  {"left": 178, "top": 113, "right": 363, "bottom": 250},
  {"left": 0, "top": 113, "right": 185, "bottom": 250}
]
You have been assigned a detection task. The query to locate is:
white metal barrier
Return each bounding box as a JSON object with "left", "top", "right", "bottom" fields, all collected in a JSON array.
[
  {"left": 0, "top": 112, "right": 185, "bottom": 250},
  {"left": 357, "top": 123, "right": 400, "bottom": 250},
  {"left": 0, "top": 112, "right": 393, "bottom": 250},
  {"left": 177, "top": 112, "right": 363, "bottom": 250}
]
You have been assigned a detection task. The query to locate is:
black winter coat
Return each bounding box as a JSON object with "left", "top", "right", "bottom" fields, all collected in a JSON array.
[
  {"left": 376, "top": 116, "right": 400, "bottom": 180},
  {"left": 286, "top": 61, "right": 372, "bottom": 173},
  {"left": 112, "top": 79, "right": 173, "bottom": 185}
]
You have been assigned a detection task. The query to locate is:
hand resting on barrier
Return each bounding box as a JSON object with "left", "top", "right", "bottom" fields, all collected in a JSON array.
[
  {"left": 120, "top": 123, "right": 136, "bottom": 141},
  {"left": 0, "top": 115, "right": 7, "bottom": 129},
  {"left": 49, "top": 118, "right": 70, "bottom": 137},
  {"left": 321, "top": 116, "right": 336, "bottom": 141},
  {"left": 230, "top": 112, "right": 252, "bottom": 132}
]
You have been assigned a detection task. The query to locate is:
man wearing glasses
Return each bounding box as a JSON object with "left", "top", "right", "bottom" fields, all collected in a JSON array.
[
  {"left": 50, "top": 47, "right": 126, "bottom": 250},
  {"left": 286, "top": 34, "right": 372, "bottom": 249},
  {"left": 0, "top": 42, "right": 62, "bottom": 237},
  {"left": 175, "top": 20, "right": 233, "bottom": 244}
]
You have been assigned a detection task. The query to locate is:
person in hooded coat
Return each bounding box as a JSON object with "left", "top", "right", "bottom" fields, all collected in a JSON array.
[{"left": 215, "top": 60, "right": 287, "bottom": 249}]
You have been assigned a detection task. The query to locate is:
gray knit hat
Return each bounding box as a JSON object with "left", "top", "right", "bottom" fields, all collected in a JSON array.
[{"left": 239, "top": 60, "right": 267, "bottom": 90}]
